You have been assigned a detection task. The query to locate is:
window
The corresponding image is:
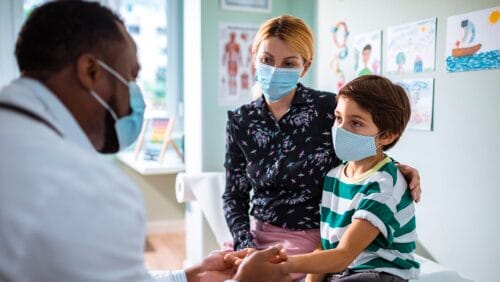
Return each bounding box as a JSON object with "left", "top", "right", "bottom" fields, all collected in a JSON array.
[
  {"left": 23, "top": 0, "right": 46, "bottom": 16},
  {"left": 9, "top": 0, "right": 184, "bottom": 168},
  {"left": 106, "top": 0, "right": 184, "bottom": 167},
  {"left": 107, "top": 0, "right": 169, "bottom": 114},
  {"left": 22, "top": 0, "right": 182, "bottom": 123}
]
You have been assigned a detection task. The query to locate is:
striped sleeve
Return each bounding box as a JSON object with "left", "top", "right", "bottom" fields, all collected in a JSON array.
[{"left": 353, "top": 178, "right": 398, "bottom": 245}]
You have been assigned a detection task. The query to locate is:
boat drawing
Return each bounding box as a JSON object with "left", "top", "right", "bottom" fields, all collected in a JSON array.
[{"left": 452, "top": 43, "right": 482, "bottom": 57}]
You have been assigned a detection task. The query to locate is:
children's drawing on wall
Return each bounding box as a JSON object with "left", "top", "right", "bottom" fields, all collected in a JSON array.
[
  {"left": 219, "top": 22, "right": 258, "bottom": 106},
  {"left": 446, "top": 6, "right": 500, "bottom": 72},
  {"left": 395, "top": 78, "right": 434, "bottom": 131},
  {"left": 387, "top": 18, "right": 437, "bottom": 74},
  {"left": 328, "top": 21, "right": 355, "bottom": 92},
  {"left": 353, "top": 30, "right": 382, "bottom": 77}
]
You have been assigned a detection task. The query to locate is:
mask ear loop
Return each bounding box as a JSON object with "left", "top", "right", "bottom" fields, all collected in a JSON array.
[
  {"left": 96, "top": 60, "right": 129, "bottom": 86},
  {"left": 89, "top": 90, "right": 118, "bottom": 121}
]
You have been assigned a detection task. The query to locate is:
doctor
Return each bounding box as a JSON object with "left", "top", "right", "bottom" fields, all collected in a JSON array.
[{"left": 0, "top": 1, "right": 290, "bottom": 282}]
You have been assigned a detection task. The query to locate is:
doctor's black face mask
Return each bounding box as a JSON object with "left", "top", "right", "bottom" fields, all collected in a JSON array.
[{"left": 99, "top": 112, "right": 120, "bottom": 154}]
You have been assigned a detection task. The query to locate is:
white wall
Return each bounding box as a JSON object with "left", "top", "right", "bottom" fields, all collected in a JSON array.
[{"left": 316, "top": 1, "right": 500, "bottom": 281}]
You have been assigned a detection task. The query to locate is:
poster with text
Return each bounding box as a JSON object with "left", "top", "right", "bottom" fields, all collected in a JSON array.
[
  {"left": 445, "top": 6, "right": 500, "bottom": 72},
  {"left": 353, "top": 30, "right": 382, "bottom": 77},
  {"left": 395, "top": 78, "right": 434, "bottom": 131},
  {"left": 386, "top": 18, "right": 437, "bottom": 74},
  {"left": 218, "top": 22, "right": 258, "bottom": 106}
]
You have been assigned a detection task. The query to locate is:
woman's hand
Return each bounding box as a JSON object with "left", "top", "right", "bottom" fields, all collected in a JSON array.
[{"left": 397, "top": 163, "right": 421, "bottom": 203}]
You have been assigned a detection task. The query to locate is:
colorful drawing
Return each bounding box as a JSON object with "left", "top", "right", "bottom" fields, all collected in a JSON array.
[
  {"left": 329, "top": 21, "right": 351, "bottom": 91},
  {"left": 387, "top": 18, "right": 437, "bottom": 74},
  {"left": 219, "top": 22, "right": 259, "bottom": 106},
  {"left": 353, "top": 30, "right": 381, "bottom": 77},
  {"left": 446, "top": 6, "right": 500, "bottom": 72},
  {"left": 395, "top": 78, "right": 434, "bottom": 131}
]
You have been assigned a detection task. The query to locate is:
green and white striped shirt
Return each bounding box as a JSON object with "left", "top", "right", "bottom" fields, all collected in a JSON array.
[{"left": 321, "top": 156, "right": 420, "bottom": 279}]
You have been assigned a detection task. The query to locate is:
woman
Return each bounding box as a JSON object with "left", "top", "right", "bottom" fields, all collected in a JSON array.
[{"left": 222, "top": 15, "right": 421, "bottom": 280}]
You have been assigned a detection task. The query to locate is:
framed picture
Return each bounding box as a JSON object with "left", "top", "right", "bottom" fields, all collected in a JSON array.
[{"left": 220, "top": 0, "right": 272, "bottom": 13}]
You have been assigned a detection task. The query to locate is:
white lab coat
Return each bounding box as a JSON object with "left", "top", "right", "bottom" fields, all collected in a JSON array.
[{"left": 0, "top": 78, "right": 186, "bottom": 282}]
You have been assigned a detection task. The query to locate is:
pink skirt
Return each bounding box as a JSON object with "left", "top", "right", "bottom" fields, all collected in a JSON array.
[{"left": 252, "top": 220, "right": 320, "bottom": 281}]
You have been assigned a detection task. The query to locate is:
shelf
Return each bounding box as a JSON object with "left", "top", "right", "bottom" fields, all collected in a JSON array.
[{"left": 117, "top": 150, "right": 184, "bottom": 175}]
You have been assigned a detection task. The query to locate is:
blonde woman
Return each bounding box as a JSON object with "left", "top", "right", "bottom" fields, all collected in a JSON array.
[{"left": 222, "top": 15, "right": 422, "bottom": 281}]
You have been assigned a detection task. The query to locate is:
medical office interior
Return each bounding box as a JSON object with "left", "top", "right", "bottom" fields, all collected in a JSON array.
[{"left": 0, "top": 0, "right": 499, "bottom": 281}]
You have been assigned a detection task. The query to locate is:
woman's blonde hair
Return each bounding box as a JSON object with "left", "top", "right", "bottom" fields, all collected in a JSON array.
[{"left": 251, "top": 15, "right": 314, "bottom": 99}]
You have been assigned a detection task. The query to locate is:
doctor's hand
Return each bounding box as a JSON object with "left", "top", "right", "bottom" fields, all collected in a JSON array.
[
  {"left": 203, "top": 249, "right": 247, "bottom": 272},
  {"left": 231, "top": 246, "right": 292, "bottom": 282},
  {"left": 185, "top": 249, "right": 247, "bottom": 282},
  {"left": 397, "top": 163, "right": 421, "bottom": 203}
]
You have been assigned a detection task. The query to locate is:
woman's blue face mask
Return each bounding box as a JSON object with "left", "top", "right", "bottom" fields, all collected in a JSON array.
[{"left": 255, "top": 63, "right": 302, "bottom": 102}]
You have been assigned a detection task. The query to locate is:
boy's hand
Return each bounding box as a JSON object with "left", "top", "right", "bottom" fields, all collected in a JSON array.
[{"left": 224, "top": 245, "right": 287, "bottom": 266}]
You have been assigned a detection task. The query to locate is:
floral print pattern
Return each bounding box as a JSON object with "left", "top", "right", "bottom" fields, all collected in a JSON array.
[{"left": 223, "top": 84, "right": 340, "bottom": 250}]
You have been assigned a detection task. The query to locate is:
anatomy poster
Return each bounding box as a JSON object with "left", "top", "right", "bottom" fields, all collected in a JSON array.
[
  {"left": 386, "top": 18, "right": 437, "bottom": 74},
  {"left": 446, "top": 6, "right": 500, "bottom": 72},
  {"left": 219, "top": 22, "right": 258, "bottom": 106},
  {"left": 395, "top": 78, "right": 434, "bottom": 131},
  {"left": 353, "top": 30, "right": 382, "bottom": 77}
]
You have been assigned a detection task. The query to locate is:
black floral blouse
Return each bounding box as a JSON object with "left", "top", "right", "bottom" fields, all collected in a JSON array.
[{"left": 223, "top": 83, "right": 340, "bottom": 250}]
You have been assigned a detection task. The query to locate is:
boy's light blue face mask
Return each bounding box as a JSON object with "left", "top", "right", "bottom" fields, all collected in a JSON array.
[
  {"left": 255, "top": 63, "right": 302, "bottom": 102},
  {"left": 332, "top": 125, "right": 380, "bottom": 161},
  {"left": 89, "top": 60, "right": 145, "bottom": 151}
]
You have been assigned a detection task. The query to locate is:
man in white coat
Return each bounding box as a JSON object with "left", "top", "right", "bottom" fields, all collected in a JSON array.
[{"left": 0, "top": 1, "right": 291, "bottom": 281}]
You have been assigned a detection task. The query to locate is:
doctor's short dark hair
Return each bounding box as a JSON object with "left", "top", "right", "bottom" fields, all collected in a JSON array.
[
  {"left": 337, "top": 75, "right": 411, "bottom": 151},
  {"left": 15, "top": 0, "right": 125, "bottom": 76}
]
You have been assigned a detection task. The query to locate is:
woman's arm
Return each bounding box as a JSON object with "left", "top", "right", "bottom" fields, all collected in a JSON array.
[
  {"left": 396, "top": 163, "right": 421, "bottom": 203},
  {"left": 222, "top": 116, "right": 255, "bottom": 250},
  {"left": 288, "top": 219, "right": 379, "bottom": 274}
]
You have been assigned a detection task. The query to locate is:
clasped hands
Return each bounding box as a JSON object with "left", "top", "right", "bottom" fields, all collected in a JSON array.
[{"left": 188, "top": 245, "right": 292, "bottom": 282}]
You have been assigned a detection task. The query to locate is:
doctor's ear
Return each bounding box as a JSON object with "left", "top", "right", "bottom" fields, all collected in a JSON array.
[{"left": 76, "top": 53, "right": 101, "bottom": 90}]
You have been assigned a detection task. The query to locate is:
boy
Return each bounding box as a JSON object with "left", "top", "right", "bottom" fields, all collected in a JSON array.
[{"left": 287, "top": 75, "right": 420, "bottom": 281}]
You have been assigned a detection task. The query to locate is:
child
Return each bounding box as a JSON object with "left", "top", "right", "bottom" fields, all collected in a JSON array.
[{"left": 287, "top": 75, "right": 420, "bottom": 281}]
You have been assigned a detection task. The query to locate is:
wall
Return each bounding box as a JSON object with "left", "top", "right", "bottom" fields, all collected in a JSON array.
[
  {"left": 117, "top": 161, "right": 184, "bottom": 221},
  {"left": 316, "top": 1, "right": 500, "bottom": 281}
]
